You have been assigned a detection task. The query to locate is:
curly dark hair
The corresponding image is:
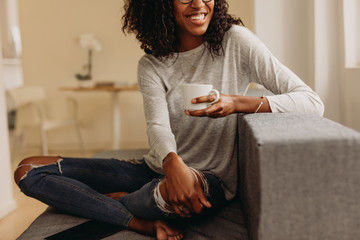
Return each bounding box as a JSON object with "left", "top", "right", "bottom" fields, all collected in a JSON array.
[{"left": 122, "top": 0, "right": 243, "bottom": 58}]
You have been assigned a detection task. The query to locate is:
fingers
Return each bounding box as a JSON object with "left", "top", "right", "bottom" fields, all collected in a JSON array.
[
  {"left": 163, "top": 165, "right": 212, "bottom": 218},
  {"left": 185, "top": 103, "right": 223, "bottom": 117},
  {"left": 175, "top": 195, "right": 197, "bottom": 217},
  {"left": 172, "top": 183, "right": 212, "bottom": 216},
  {"left": 192, "top": 94, "right": 217, "bottom": 104},
  {"left": 197, "top": 190, "right": 212, "bottom": 209},
  {"left": 186, "top": 94, "right": 237, "bottom": 118},
  {"left": 172, "top": 199, "right": 202, "bottom": 217},
  {"left": 172, "top": 204, "right": 191, "bottom": 218},
  {"left": 189, "top": 197, "right": 204, "bottom": 214},
  {"left": 169, "top": 191, "right": 205, "bottom": 217},
  {"left": 186, "top": 94, "right": 224, "bottom": 117},
  {"left": 191, "top": 182, "right": 211, "bottom": 213}
]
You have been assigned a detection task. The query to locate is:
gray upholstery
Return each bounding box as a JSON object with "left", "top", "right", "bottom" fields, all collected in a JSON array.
[
  {"left": 17, "top": 113, "right": 360, "bottom": 240},
  {"left": 238, "top": 113, "right": 360, "bottom": 240},
  {"left": 18, "top": 201, "right": 248, "bottom": 240}
]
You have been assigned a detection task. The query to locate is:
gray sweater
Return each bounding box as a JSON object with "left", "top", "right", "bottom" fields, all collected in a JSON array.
[{"left": 137, "top": 26, "right": 324, "bottom": 200}]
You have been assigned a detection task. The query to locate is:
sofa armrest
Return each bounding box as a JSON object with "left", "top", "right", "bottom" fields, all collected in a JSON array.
[{"left": 238, "top": 113, "right": 360, "bottom": 240}]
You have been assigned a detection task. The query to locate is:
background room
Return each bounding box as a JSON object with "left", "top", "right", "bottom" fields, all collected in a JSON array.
[{"left": 1, "top": 0, "right": 360, "bottom": 239}]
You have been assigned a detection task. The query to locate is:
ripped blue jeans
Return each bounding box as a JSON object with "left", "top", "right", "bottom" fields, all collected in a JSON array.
[{"left": 18, "top": 157, "right": 226, "bottom": 227}]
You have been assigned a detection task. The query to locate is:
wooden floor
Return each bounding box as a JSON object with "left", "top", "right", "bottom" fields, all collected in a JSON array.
[{"left": 0, "top": 145, "right": 98, "bottom": 240}]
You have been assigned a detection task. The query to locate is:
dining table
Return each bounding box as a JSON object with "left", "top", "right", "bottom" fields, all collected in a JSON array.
[{"left": 60, "top": 84, "right": 139, "bottom": 149}]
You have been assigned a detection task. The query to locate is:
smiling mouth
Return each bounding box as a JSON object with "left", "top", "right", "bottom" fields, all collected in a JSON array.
[{"left": 187, "top": 13, "right": 207, "bottom": 21}]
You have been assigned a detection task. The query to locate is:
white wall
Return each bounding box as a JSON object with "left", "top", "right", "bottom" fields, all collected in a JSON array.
[{"left": 0, "top": 33, "right": 17, "bottom": 220}]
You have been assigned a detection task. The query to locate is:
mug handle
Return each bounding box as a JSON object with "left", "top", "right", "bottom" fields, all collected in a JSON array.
[{"left": 208, "top": 89, "right": 220, "bottom": 105}]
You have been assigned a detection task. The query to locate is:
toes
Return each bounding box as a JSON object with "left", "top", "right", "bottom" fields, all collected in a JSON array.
[
  {"left": 168, "top": 233, "right": 183, "bottom": 240},
  {"left": 154, "top": 221, "right": 183, "bottom": 240},
  {"left": 156, "top": 226, "right": 168, "bottom": 240}
]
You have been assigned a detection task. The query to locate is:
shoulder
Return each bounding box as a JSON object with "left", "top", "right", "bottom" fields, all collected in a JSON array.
[
  {"left": 138, "top": 53, "right": 175, "bottom": 69},
  {"left": 138, "top": 54, "right": 164, "bottom": 76},
  {"left": 224, "top": 25, "right": 254, "bottom": 42},
  {"left": 137, "top": 53, "right": 175, "bottom": 87},
  {"left": 138, "top": 54, "right": 157, "bottom": 69},
  {"left": 223, "top": 25, "right": 264, "bottom": 49}
]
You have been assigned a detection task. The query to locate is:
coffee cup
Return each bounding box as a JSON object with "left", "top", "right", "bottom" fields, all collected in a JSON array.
[{"left": 181, "top": 84, "right": 220, "bottom": 110}]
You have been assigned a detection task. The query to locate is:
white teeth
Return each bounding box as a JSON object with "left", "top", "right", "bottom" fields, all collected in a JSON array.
[{"left": 189, "top": 14, "right": 205, "bottom": 20}]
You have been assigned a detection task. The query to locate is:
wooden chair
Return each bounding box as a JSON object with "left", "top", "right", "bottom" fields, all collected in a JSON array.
[{"left": 7, "top": 86, "right": 85, "bottom": 156}]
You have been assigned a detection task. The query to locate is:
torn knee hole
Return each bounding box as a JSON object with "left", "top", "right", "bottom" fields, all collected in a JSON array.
[
  {"left": 15, "top": 158, "right": 64, "bottom": 184},
  {"left": 14, "top": 165, "right": 32, "bottom": 185},
  {"left": 154, "top": 180, "right": 175, "bottom": 214}
]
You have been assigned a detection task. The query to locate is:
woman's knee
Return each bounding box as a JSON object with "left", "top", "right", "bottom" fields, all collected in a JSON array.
[{"left": 14, "top": 156, "right": 61, "bottom": 186}]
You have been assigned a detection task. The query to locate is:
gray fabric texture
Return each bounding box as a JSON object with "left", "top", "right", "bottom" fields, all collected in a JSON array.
[
  {"left": 17, "top": 200, "right": 248, "bottom": 240},
  {"left": 238, "top": 112, "right": 360, "bottom": 240}
]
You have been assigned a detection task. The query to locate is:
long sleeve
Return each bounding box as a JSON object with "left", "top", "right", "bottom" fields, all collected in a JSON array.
[
  {"left": 137, "top": 57, "right": 177, "bottom": 170},
  {"left": 241, "top": 28, "right": 325, "bottom": 116}
]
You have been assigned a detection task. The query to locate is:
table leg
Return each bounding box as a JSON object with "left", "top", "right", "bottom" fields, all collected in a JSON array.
[{"left": 111, "top": 92, "right": 120, "bottom": 149}]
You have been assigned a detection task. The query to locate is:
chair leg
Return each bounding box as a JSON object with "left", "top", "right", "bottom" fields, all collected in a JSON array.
[
  {"left": 11, "top": 129, "right": 26, "bottom": 160},
  {"left": 40, "top": 128, "right": 49, "bottom": 156},
  {"left": 10, "top": 130, "right": 18, "bottom": 161},
  {"left": 75, "top": 123, "right": 86, "bottom": 156}
]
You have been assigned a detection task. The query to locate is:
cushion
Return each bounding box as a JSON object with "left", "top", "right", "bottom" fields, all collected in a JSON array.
[{"left": 238, "top": 113, "right": 360, "bottom": 240}]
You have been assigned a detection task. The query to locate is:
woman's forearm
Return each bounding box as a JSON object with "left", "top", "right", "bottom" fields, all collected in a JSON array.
[{"left": 232, "top": 95, "right": 272, "bottom": 113}]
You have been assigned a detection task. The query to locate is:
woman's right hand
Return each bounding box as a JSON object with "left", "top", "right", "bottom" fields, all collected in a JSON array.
[
  {"left": 162, "top": 152, "right": 211, "bottom": 217},
  {"left": 185, "top": 94, "right": 271, "bottom": 118}
]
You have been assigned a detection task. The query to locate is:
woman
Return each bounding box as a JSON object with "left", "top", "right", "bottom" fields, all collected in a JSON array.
[{"left": 14, "top": 0, "right": 324, "bottom": 239}]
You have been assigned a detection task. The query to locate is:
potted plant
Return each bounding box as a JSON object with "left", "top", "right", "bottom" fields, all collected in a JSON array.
[{"left": 75, "top": 34, "right": 102, "bottom": 87}]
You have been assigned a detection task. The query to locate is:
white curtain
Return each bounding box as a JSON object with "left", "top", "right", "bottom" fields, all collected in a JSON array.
[
  {"left": 0, "top": 0, "right": 23, "bottom": 90},
  {"left": 254, "top": 0, "right": 342, "bottom": 122},
  {"left": 313, "top": 0, "right": 341, "bottom": 122}
]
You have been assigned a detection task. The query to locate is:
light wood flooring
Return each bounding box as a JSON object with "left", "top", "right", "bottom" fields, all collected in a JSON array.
[{"left": 0, "top": 145, "right": 98, "bottom": 240}]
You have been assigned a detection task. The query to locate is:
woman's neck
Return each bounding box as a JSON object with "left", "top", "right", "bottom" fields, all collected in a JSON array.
[{"left": 178, "top": 34, "right": 204, "bottom": 52}]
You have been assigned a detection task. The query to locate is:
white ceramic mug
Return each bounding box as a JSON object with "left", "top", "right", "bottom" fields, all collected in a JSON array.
[{"left": 181, "top": 84, "right": 220, "bottom": 110}]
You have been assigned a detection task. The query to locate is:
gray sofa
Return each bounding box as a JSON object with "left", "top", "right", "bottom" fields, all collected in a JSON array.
[{"left": 18, "top": 113, "right": 360, "bottom": 240}]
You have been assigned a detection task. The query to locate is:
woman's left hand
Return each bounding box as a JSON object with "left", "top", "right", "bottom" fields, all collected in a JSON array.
[{"left": 185, "top": 94, "right": 237, "bottom": 118}]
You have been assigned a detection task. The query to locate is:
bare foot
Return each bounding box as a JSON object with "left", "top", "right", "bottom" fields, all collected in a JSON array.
[
  {"left": 104, "top": 192, "right": 129, "bottom": 201},
  {"left": 128, "top": 217, "right": 183, "bottom": 240}
]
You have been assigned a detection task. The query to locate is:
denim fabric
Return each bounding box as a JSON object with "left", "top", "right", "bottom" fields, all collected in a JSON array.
[{"left": 19, "top": 157, "right": 225, "bottom": 228}]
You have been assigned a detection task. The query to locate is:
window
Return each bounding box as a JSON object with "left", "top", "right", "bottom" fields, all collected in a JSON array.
[{"left": 343, "top": 0, "right": 360, "bottom": 68}]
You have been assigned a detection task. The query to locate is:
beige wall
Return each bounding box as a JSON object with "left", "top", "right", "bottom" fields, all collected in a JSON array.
[
  {"left": 228, "top": 0, "right": 254, "bottom": 31},
  {"left": 17, "top": 0, "right": 254, "bottom": 152},
  {"left": 18, "top": 0, "right": 146, "bottom": 151}
]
